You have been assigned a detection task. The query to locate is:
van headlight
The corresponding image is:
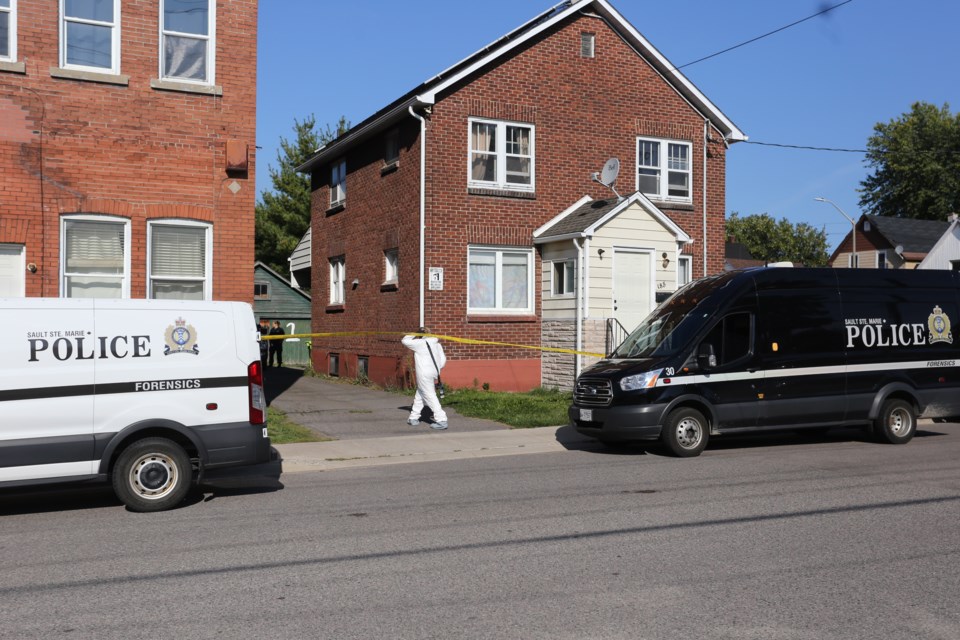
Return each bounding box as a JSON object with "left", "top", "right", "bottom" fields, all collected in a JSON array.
[{"left": 620, "top": 369, "right": 662, "bottom": 391}]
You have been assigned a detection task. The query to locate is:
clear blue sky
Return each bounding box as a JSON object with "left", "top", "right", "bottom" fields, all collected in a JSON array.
[{"left": 256, "top": 0, "right": 960, "bottom": 252}]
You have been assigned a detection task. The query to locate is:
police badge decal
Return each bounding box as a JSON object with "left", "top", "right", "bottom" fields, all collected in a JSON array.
[
  {"left": 927, "top": 306, "right": 953, "bottom": 345},
  {"left": 164, "top": 317, "right": 200, "bottom": 355}
]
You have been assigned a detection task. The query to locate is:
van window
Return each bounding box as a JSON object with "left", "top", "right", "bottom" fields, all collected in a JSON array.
[{"left": 700, "top": 312, "right": 752, "bottom": 366}]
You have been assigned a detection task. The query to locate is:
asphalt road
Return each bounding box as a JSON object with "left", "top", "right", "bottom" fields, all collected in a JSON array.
[{"left": 2, "top": 426, "right": 959, "bottom": 639}]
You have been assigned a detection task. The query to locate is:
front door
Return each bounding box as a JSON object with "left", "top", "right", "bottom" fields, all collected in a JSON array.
[
  {"left": 0, "top": 244, "right": 25, "bottom": 297},
  {"left": 613, "top": 249, "right": 653, "bottom": 332}
]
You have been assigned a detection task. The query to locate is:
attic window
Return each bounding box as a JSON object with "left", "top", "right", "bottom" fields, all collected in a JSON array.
[
  {"left": 254, "top": 281, "right": 270, "bottom": 299},
  {"left": 863, "top": 221, "right": 871, "bottom": 232},
  {"left": 581, "top": 33, "right": 595, "bottom": 58}
]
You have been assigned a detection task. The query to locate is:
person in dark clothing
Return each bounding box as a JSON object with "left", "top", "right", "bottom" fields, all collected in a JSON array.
[
  {"left": 258, "top": 318, "right": 270, "bottom": 368},
  {"left": 269, "top": 321, "right": 285, "bottom": 367}
]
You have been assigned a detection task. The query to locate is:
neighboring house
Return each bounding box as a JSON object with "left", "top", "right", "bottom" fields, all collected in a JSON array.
[
  {"left": 829, "top": 215, "right": 951, "bottom": 269},
  {"left": 918, "top": 214, "right": 960, "bottom": 271},
  {"left": 724, "top": 240, "right": 765, "bottom": 271},
  {"left": 297, "top": 0, "right": 745, "bottom": 391},
  {"left": 288, "top": 227, "right": 312, "bottom": 291},
  {"left": 253, "top": 262, "right": 312, "bottom": 366},
  {"left": 0, "top": 1, "right": 257, "bottom": 301}
]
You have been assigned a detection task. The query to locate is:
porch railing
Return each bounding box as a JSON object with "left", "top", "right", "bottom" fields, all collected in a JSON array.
[{"left": 605, "top": 318, "right": 629, "bottom": 357}]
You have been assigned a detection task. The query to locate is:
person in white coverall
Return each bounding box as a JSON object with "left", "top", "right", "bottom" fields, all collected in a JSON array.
[{"left": 402, "top": 328, "right": 448, "bottom": 430}]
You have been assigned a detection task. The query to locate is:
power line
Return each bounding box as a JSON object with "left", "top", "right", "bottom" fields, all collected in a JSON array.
[
  {"left": 744, "top": 140, "right": 866, "bottom": 153},
  {"left": 677, "top": 0, "right": 855, "bottom": 69}
]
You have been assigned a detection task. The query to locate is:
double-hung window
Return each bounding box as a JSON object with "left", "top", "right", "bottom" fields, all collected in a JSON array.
[
  {"left": 329, "top": 256, "right": 345, "bottom": 305},
  {"left": 468, "top": 246, "right": 534, "bottom": 314},
  {"left": 61, "top": 216, "right": 129, "bottom": 298},
  {"left": 677, "top": 255, "right": 692, "bottom": 287},
  {"left": 161, "top": 0, "right": 215, "bottom": 84},
  {"left": 60, "top": 0, "right": 120, "bottom": 73},
  {"left": 0, "top": 0, "right": 15, "bottom": 63},
  {"left": 469, "top": 119, "right": 534, "bottom": 191},
  {"left": 330, "top": 159, "right": 346, "bottom": 207},
  {"left": 148, "top": 221, "right": 211, "bottom": 300},
  {"left": 637, "top": 137, "right": 692, "bottom": 202}
]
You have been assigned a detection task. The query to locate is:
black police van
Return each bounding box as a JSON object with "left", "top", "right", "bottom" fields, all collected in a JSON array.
[{"left": 570, "top": 267, "right": 960, "bottom": 456}]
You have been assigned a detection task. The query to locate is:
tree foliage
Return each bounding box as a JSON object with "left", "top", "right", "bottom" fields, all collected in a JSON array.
[
  {"left": 726, "top": 213, "right": 829, "bottom": 267},
  {"left": 255, "top": 115, "right": 349, "bottom": 278},
  {"left": 859, "top": 101, "right": 960, "bottom": 220}
]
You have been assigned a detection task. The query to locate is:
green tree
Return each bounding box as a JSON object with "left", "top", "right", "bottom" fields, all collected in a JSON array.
[
  {"left": 726, "top": 213, "right": 829, "bottom": 266},
  {"left": 255, "top": 115, "right": 349, "bottom": 278},
  {"left": 859, "top": 102, "right": 960, "bottom": 220}
]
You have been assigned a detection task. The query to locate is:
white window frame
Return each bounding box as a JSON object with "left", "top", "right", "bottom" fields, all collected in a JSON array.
[
  {"left": 468, "top": 118, "right": 535, "bottom": 192},
  {"left": 330, "top": 159, "right": 346, "bottom": 207},
  {"left": 384, "top": 249, "right": 398, "bottom": 285},
  {"left": 0, "top": 0, "right": 16, "bottom": 63},
  {"left": 159, "top": 0, "right": 216, "bottom": 85},
  {"left": 876, "top": 250, "right": 887, "bottom": 269},
  {"left": 467, "top": 245, "right": 535, "bottom": 314},
  {"left": 636, "top": 137, "right": 693, "bottom": 203},
  {"left": 551, "top": 259, "right": 575, "bottom": 297},
  {"left": 59, "top": 0, "right": 120, "bottom": 74},
  {"left": 60, "top": 214, "right": 131, "bottom": 299},
  {"left": 848, "top": 253, "right": 859, "bottom": 268},
  {"left": 677, "top": 255, "right": 693, "bottom": 287},
  {"left": 329, "top": 256, "right": 345, "bottom": 305},
  {"left": 147, "top": 219, "right": 212, "bottom": 301}
]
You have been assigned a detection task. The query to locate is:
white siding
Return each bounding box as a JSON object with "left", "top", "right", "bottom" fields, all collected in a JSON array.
[{"left": 918, "top": 223, "right": 960, "bottom": 270}]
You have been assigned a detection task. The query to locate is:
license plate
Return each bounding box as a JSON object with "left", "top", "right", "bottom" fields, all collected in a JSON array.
[{"left": 580, "top": 409, "right": 593, "bottom": 422}]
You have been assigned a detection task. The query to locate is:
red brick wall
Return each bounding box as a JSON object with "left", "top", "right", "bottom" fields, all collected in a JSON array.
[
  {"left": 310, "top": 12, "right": 730, "bottom": 390},
  {"left": 0, "top": 0, "right": 257, "bottom": 301}
]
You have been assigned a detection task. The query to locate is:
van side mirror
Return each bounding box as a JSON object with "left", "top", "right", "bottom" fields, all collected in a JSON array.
[{"left": 698, "top": 343, "right": 717, "bottom": 371}]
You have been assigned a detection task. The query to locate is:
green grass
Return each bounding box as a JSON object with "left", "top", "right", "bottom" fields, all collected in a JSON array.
[
  {"left": 443, "top": 387, "right": 572, "bottom": 428},
  {"left": 267, "top": 407, "right": 331, "bottom": 444}
]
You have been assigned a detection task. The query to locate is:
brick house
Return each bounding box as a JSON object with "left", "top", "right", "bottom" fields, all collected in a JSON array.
[
  {"left": 0, "top": 1, "right": 257, "bottom": 302},
  {"left": 297, "top": 0, "right": 745, "bottom": 391}
]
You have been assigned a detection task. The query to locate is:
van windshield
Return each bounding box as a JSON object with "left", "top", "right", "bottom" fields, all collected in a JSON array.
[{"left": 610, "top": 276, "right": 725, "bottom": 359}]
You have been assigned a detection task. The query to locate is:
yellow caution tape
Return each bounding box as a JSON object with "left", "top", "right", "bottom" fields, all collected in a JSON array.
[{"left": 260, "top": 330, "right": 605, "bottom": 358}]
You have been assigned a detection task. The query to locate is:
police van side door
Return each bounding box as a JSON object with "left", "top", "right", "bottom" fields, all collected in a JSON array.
[
  {"left": 0, "top": 300, "right": 97, "bottom": 482},
  {"left": 755, "top": 286, "right": 847, "bottom": 428}
]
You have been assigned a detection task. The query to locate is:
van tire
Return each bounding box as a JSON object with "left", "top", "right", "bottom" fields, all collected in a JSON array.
[
  {"left": 874, "top": 399, "right": 916, "bottom": 445},
  {"left": 112, "top": 438, "right": 193, "bottom": 512},
  {"left": 661, "top": 408, "right": 709, "bottom": 457}
]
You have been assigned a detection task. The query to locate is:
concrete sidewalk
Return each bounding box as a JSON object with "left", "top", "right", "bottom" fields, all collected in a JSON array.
[{"left": 264, "top": 367, "right": 596, "bottom": 473}]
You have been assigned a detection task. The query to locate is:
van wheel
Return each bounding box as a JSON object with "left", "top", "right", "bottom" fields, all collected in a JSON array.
[
  {"left": 661, "top": 408, "right": 709, "bottom": 457},
  {"left": 874, "top": 399, "right": 917, "bottom": 445},
  {"left": 112, "top": 438, "right": 193, "bottom": 512}
]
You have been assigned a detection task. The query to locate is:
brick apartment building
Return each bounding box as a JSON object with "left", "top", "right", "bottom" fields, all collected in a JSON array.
[
  {"left": 0, "top": 0, "right": 257, "bottom": 302},
  {"left": 298, "top": 0, "right": 745, "bottom": 391}
]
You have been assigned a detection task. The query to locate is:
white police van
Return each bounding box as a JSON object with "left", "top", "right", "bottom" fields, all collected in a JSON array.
[{"left": 0, "top": 298, "right": 275, "bottom": 511}]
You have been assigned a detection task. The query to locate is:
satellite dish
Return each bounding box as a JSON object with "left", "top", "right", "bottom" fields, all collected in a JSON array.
[
  {"left": 599, "top": 157, "right": 620, "bottom": 186},
  {"left": 894, "top": 245, "right": 904, "bottom": 256},
  {"left": 592, "top": 157, "right": 623, "bottom": 202}
]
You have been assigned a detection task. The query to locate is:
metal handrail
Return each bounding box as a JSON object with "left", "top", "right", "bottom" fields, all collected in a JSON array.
[{"left": 605, "top": 317, "right": 629, "bottom": 356}]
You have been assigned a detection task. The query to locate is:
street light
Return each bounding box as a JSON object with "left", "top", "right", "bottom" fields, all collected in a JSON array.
[{"left": 815, "top": 197, "right": 857, "bottom": 268}]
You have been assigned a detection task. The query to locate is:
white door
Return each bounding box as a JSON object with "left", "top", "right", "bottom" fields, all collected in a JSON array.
[
  {"left": 0, "top": 245, "right": 25, "bottom": 297},
  {"left": 613, "top": 249, "right": 653, "bottom": 332}
]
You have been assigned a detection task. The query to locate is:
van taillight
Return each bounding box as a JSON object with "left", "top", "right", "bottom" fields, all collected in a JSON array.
[{"left": 248, "top": 361, "right": 266, "bottom": 425}]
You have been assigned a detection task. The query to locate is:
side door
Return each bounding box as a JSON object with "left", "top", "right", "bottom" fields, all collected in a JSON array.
[
  {"left": 692, "top": 309, "right": 762, "bottom": 429},
  {"left": 613, "top": 248, "right": 654, "bottom": 332},
  {"left": 755, "top": 287, "right": 847, "bottom": 428}
]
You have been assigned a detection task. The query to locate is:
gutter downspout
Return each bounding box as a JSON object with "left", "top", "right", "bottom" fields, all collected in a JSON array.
[
  {"left": 409, "top": 106, "right": 427, "bottom": 327},
  {"left": 573, "top": 238, "right": 584, "bottom": 380},
  {"left": 703, "top": 118, "right": 709, "bottom": 277}
]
